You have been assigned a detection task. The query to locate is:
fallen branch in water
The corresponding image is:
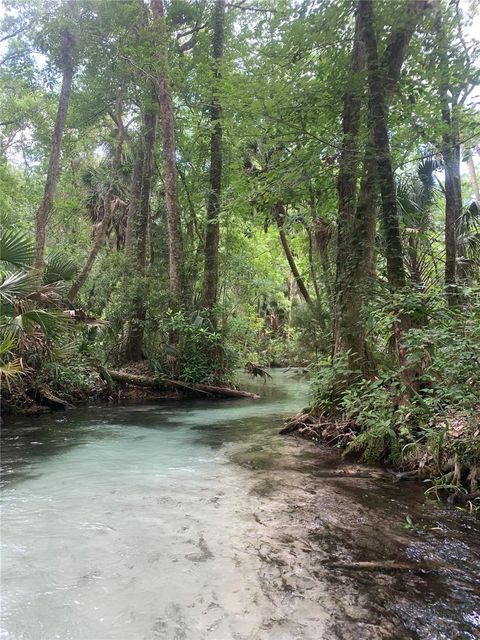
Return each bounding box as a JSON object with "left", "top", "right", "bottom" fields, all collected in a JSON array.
[
  {"left": 108, "top": 370, "right": 260, "bottom": 399},
  {"left": 36, "top": 385, "right": 73, "bottom": 408},
  {"left": 325, "top": 560, "right": 437, "bottom": 573}
]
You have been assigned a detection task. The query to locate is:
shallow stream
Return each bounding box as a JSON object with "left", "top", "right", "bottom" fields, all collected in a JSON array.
[{"left": 1, "top": 370, "right": 479, "bottom": 639}]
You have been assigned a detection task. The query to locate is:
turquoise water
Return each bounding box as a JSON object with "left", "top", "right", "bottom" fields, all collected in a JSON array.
[{"left": 1, "top": 370, "right": 479, "bottom": 639}]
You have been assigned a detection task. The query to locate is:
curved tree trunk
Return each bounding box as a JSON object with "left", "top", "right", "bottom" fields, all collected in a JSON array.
[
  {"left": 68, "top": 201, "right": 115, "bottom": 301},
  {"left": 68, "top": 91, "right": 127, "bottom": 301},
  {"left": 272, "top": 203, "right": 311, "bottom": 305},
  {"left": 34, "top": 0, "right": 76, "bottom": 268},
  {"left": 202, "top": 0, "right": 226, "bottom": 323},
  {"left": 151, "top": 0, "right": 184, "bottom": 301}
]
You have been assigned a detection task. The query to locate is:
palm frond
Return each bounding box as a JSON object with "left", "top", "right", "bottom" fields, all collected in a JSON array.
[
  {"left": 10, "top": 309, "right": 69, "bottom": 339},
  {"left": 0, "top": 358, "right": 25, "bottom": 389},
  {"left": 44, "top": 252, "right": 78, "bottom": 284},
  {"left": 0, "top": 270, "right": 42, "bottom": 305},
  {"left": 0, "top": 229, "right": 34, "bottom": 268}
]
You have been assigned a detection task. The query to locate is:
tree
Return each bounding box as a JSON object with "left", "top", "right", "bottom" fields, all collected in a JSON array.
[
  {"left": 359, "top": 0, "right": 406, "bottom": 291},
  {"left": 151, "top": 0, "right": 184, "bottom": 301},
  {"left": 333, "top": 0, "right": 428, "bottom": 373},
  {"left": 124, "top": 99, "right": 157, "bottom": 361},
  {"left": 33, "top": 0, "right": 77, "bottom": 268},
  {"left": 202, "top": 0, "right": 226, "bottom": 321}
]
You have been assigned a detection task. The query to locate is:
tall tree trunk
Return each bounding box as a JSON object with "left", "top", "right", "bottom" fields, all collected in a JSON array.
[
  {"left": 306, "top": 226, "right": 321, "bottom": 300},
  {"left": 202, "top": 0, "right": 226, "bottom": 321},
  {"left": 467, "top": 153, "right": 480, "bottom": 202},
  {"left": 309, "top": 185, "right": 332, "bottom": 298},
  {"left": 442, "top": 104, "right": 463, "bottom": 298},
  {"left": 125, "top": 144, "right": 145, "bottom": 253},
  {"left": 151, "top": 0, "right": 184, "bottom": 301},
  {"left": 359, "top": 0, "right": 406, "bottom": 290},
  {"left": 124, "top": 108, "right": 157, "bottom": 361},
  {"left": 34, "top": 0, "right": 76, "bottom": 268},
  {"left": 272, "top": 203, "right": 311, "bottom": 305},
  {"left": 332, "top": 13, "right": 365, "bottom": 367},
  {"left": 435, "top": 12, "right": 463, "bottom": 303},
  {"left": 333, "top": 0, "right": 427, "bottom": 373}
]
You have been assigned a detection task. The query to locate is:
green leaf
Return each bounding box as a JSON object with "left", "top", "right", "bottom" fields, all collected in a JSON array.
[
  {"left": 44, "top": 251, "right": 78, "bottom": 284},
  {"left": 0, "top": 270, "right": 41, "bottom": 305},
  {"left": 0, "top": 229, "right": 34, "bottom": 268}
]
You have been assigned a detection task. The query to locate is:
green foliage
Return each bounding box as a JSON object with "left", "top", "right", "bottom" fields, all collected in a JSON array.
[
  {"left": 311, "top": 288, "right": 480, "bottom": 480},
  {"left": 38, "top": 360, "right": 98, "bottom": 397},
  {"left": 152, "top": 310, "right": 238, "bottom": 385},
  {"left": 0, "top": 228, "right": 35, "bottom": 267}
]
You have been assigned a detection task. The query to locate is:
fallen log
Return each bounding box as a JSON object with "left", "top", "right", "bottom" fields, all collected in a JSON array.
[{"left": 108, "top": 370, "right": 260, "bottom": 399}]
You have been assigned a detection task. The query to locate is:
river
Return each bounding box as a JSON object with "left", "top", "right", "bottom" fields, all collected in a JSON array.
[{"left": 1, "top": 370, "right": 479, "bottom": 639}]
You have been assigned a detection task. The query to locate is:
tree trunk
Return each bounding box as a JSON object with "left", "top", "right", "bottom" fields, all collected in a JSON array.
[
  {"left": 332, "top": 13, "right": 365, "bottom": 368},
  {"left": 68, "top": 199, "right": 118, "bottom": 301},
  {"left": 359, "top": 0, "right": 406, "bottom": 290},
  {"left": 151, "top": 0, "right": 184, "bottom": 300},
  {"left": 108, "top": 370, "right": 259, "bottom": 399},
  {"left": 124, "top": 107, "right": 157, "bottom": 361},
  {"left": 34, "top": 1, "right": 76, "bottom": 268},
  {"left": 68, "top": 91, "right": 127, "bottom": 301},
  {"left": 333, "top": 0, "right": 427, "bottom": 374},
  {"left": 202, "top": 0, "right": 226, "bottom": 321},
  {"left": 272, "top": 203, "right": 311, "bottom": 305},
  {"left": 467, "top": 153, "right": 480, "bottom": 202},
  {"left": 125, "top": 144, "right": 145, "bottom": 253},
  {"left": 442, "top": 105, "right": 463, "bottom": 299},
  {"left": 309, "top": 185, "right": 332, "bottom": 298},
  {"left": 435, "top": 12, "right": 463, "bottom": 304}
]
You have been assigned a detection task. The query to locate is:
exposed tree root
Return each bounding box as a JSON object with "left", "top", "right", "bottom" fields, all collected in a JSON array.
[{"left": 281, "top": 409, "right": 480, "bottom": 499}]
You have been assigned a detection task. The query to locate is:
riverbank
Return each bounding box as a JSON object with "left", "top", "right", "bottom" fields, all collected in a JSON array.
[
  {"left": 281, "top": 408, "right": 480, "bottom": 506},
  {"left": 0, "top": 361, "right": 257, "bottom": 418}
]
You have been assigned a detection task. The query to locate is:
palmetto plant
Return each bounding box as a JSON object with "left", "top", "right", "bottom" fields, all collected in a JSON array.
[
  {"left": 0, "top": 227, "right": 77, "bottom": 384},
  {"left": 396, "top": 156, "right": 441, "bottom": 290},
  {"left": 81, "top": 160, "right": 130, "bottom": 249}
]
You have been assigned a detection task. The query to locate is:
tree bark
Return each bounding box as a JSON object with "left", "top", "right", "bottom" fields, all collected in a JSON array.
[
  {"left": 202, "top": 0, "right": 226, "bottom": 320},
  {"left": 333, "top": 0, "right": 427, "bottom": 373},
  {"left": 467, "top": 153, "right": 480, "bottom": 202},
  {"left": 108, "top": 370, "right": 259, "bottom": 399},
  {"left": 125, "top": 144, "right": 145, "bottom": 253},
  {"left": 272, "top": 203, "right": 311, "bottom": 305},
  {"left": 68, "top": 199, "right": 124, "bottom": 301},
  {"left": 151, "top": 0, "right": 184, "bottom": 300},
  {"left": 435, "top": 12, "right": 463, "bottom": 304},
  {"left": 34, "top": 0, "right": 76, "bottom": 268},
  {"left": 124, "top": 107, "right": 157, "bottom": 361},
  {"left": 442, "top": 103, "right": 463, "bottom": 299},
  {"left": 359, "top": 0, "right": 406, "bottom": 290},
  {"left": 332, "top": 13, "right": 365, "bottom": 368}
]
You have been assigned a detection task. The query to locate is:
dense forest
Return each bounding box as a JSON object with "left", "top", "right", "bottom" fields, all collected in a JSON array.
[{"left": 1, "top": 0, "right": 479, "bottom": 500}]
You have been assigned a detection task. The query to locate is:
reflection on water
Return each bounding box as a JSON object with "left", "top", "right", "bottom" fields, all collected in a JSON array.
[{"left": 1, "top": 370, "right": 479, "bottom": 640}]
